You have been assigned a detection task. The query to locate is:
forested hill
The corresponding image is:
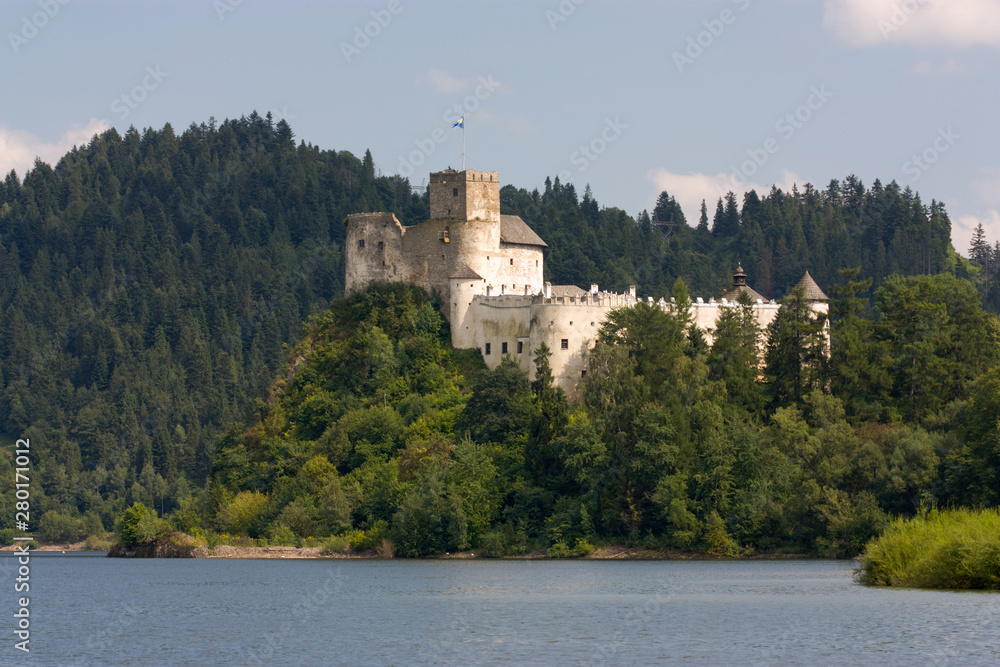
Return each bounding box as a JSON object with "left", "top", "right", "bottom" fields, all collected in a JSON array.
[
  {"left": 0, "top": 113, "right": 993, "bottom": 541},
  {"left": 500, "top": 177, "right": 970, "bottom": 301},
  {"left": 0, "top": 113, "right": 427, "bottom": 519}
]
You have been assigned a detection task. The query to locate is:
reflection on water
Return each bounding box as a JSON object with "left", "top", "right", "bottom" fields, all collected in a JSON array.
[{"left": 3, "top": 555, "right": 997, "bottom": 665}]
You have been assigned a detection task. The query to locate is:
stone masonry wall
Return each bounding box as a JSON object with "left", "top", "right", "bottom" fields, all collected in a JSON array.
[{"left": 429, "top": 170, "right": 500, "bottom": 222}]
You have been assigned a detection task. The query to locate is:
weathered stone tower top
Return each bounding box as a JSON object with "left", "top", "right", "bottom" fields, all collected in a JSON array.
[{"left": 429, "top": 169, "right": 500, "bottom": 222}]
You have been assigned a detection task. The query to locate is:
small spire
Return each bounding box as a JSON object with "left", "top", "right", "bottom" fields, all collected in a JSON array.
[{"left": 733, "top": 264, "right": 747, "bottom": 287}]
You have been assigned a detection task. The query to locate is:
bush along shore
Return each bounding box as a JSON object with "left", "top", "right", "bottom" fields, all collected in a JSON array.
[
  {"left": 104, "top": 502, "right": 819, "bottom": 560},
  {"left": 856, "top": 508, "right": 1000, "bottom": 589}
]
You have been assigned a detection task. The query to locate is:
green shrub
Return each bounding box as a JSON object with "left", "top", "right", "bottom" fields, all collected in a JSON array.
[
  {"left": 85, "top": 533, "right": 113, "bottom": 551},
  {"left": 345, "top": 528, "right": 366, "bottom": 551},
  {"left": 703, "top": 511, "right": 739, "bottom": 557},
  {"left": 118, "top": 503, "right": 157, "bottom": 548},
  {"left": 391, "top": 470, "right": 468, "bottom": 557},
  {"left": 545, "top": 537, "right": 594, "bottom": 558},
  {"left": 858, "top": 508, "right": 1000, "bottom": 589},
  {"left": 217, "top": 490, "right": 268, "bottom": 536},
  {"left": 0, "top": 528, "right": 14, "bottom": 546},
  {"left": 320, "top": 535, "right": 350, "bottom": 555},
  {"left": 276, "top": 501, "right": 315, "bottom": 538},
  {"left": 547, "top": 541, "right": 573, "bottom": 558},
  {"left": 574, "top": 537, "right": 595, "bottom": 556},
  {"left": 480, "top": 525, "right": 528, "bottom": 558},
  {"left": 347, "top": 520, "right": 390, "bottom": 551},
  {"left": 38, "top": 510, "right": 86, "bottom": 543},
  {"left": 270, "top": 524, "right": 297, "bottom": 546}
]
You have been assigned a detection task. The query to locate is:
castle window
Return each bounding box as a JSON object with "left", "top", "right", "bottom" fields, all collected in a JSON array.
[
  {"left": 502, "top": 342, "right": 508, "bottom": 354},
  {"left": 535, "top": 260, "right": 539, "bottom": 267},
  {"left": 377, "top": 241, "right": 384, "bottom": 251},
  {"left": 517, "top": 341, "right": 523, "bottom": 354},
  {"left": 561, "top": 339, "right": 569, "bottom": 350},
  {"left": 569, "top": 321, "right": 573, "bottom": 326},
  {"left": 485, "top": 343, "right": 491, "bottom": 355},
  {"left": 453, "top": 188, "right": 458, "bottom": 197},
  {"left": 510, "top": 258, "right": 514, "bottom": 265},
  {"left": 590, "top": 322, "right": 595, "bottom": 326},
  {"left": 581, "top": 370, "right": 587, "bottom": 377},
  {"left": 358, "top": 239, "right": 365, "bottom": 249}
]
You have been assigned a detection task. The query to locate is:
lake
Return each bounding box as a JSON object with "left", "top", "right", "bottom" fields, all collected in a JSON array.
[{"left": 2, "top": 554, "right": 997, "bottom": 665}]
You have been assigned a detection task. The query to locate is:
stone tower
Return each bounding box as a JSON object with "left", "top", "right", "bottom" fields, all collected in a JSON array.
[
  {"left": 344, "top": 168, "right": 545, "bottom": 321},
  {"left": 429, "top": 169, "right": 500, "bottom": 222}
]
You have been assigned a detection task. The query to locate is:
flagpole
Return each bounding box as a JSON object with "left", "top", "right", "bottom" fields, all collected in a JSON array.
[{"left": 462, "top": 123, "right": 466, "bottom": 171}]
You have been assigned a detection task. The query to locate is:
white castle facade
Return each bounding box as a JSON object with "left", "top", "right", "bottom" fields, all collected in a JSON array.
[{"left": 345, "top": 168, "right": 827, "bottom": 397}]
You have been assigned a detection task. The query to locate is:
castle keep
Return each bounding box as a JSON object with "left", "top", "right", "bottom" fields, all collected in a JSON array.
[{"left": 345, "top": 168, "right": 828, "bottom": 397}]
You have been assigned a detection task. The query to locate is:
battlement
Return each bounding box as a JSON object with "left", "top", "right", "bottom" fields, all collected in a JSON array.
[{"left": 429, "top": 169, "right": 500, "bottom": 222}]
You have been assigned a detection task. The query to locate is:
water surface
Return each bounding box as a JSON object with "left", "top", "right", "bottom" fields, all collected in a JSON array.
[{"left": 2, "top": 554, "right": 997, "bottom": 665}]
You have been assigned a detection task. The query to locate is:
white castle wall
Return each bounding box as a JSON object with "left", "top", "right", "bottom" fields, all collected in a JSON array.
[{"left": 461, "top": 290, "right": 822, "bottom": 400}]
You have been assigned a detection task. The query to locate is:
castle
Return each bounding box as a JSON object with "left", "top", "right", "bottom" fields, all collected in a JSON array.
[{"left": 345, "top": 168, "right": 828, "bottom": 397}]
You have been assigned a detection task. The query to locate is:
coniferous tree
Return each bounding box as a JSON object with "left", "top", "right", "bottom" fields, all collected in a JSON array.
[
  {"left": 707, "top": 291, "right": 764, "bottom": 417},
  {"left": 764, "top": 287, "right": 828, "bottom": 407},
  {"left": 697, "top": 199, "right": 709, "bottom": 233},
  {"left": 827, "top": 268, "right": 892, "bottom": 422}
]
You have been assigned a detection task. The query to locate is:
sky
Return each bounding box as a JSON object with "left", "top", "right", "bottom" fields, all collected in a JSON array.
[{"left": 2, "top": 0, "right": 999, "bottom": 254}]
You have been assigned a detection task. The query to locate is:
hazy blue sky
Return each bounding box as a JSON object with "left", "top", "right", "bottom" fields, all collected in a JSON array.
[{"left": 2, "top": 0, "right": 998, "bottom": 252}]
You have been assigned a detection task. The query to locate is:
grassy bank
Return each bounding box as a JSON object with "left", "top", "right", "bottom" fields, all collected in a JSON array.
[{"left": 857, "top": 508, "right": 1000, "bottom": 589}]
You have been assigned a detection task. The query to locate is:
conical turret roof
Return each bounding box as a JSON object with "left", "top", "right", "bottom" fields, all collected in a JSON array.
[
  {"left": 721, "top": 264, "right": 766, "bottom": 302},
  {"left": 795, "top": 271, "right": 828, "bottom": 301}
]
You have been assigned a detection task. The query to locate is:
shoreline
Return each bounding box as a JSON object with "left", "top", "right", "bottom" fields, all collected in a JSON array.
[{"left": 2, "top": 542, "right": 816, "bottom": 560}]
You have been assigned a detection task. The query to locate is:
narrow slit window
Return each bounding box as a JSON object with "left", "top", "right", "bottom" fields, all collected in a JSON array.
[
  {"left": 561, "top": 339, "right": 569, "bottom": 350},
  {"left": 485, "top": 343, "right": 491, "bottom": 355},
  {"left": 517, "top": 341, "right": 523, "bottom": 354},
  {"left": 501, "top": 342, "right": 508, "bottom": 354}
]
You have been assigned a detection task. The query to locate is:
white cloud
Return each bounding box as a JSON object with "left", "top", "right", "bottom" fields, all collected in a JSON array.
[
  {"left": 417, "top": 68, "right": 468, "bottom": 94},
  {"left": 823, "top": 0, "right": 1000, "bottom": 48},
  {"left": 0, "top": 119, "right": 109, "bottom": 179},
  {"left": 956, "top": 209, "right": 1000, "bottom": 254},
  {"left": 972, "top": 167, "right": 1000, "bottom": 208},
  {"left": 646, "top": 167, "right": 803, "bottom": 224}
]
